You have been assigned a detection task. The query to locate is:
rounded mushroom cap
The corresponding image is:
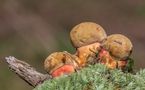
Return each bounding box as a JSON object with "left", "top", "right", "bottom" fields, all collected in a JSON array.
[
  {"left": 44, "top": 52, "right": 79, "bottom": 73},
  {"left": 70, "top": 22, "right": 107, "bottom": 48},
  {"left": 102, "top": 34, "right": 133, "bottom": 59},
  {"left": 44, "top": 52, "right": 65, "bottom": 73}
]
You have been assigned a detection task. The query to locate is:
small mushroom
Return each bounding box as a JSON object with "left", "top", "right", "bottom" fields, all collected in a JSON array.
[
  {"left": 44, "top": 51, "right": 79, "bottom": 77},
  {"left": 102, "top": 34, "right": 133, "bottom": 59},
  {"left": 98, "top": 34, "right": 133, "bottom": 69},
  {"left": 70, "top": 22, "right": 107, "bottom": 67}
]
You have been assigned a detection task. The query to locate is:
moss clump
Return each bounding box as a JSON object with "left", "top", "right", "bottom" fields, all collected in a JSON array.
[{"left": 34, "top": 64, "right": 145, "bottom": 90}]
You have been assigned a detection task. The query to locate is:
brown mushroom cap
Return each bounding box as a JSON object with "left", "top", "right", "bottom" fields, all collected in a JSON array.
[
  {"left": 70, "top": 22, "right": 107, "bottom": 48},
  {"left": 44, "top": 52, "right": 79, "bottom": 73},
  {"left": 44, "top": 52, "right": 65, "bottom": 73},
  {"left": 102, "top": 34, "right": 133, "bottom": 59}
]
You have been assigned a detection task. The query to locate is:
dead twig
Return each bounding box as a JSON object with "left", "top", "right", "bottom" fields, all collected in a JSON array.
[{"left": 5, "top": 56, "right": 52, "bottom": 87}]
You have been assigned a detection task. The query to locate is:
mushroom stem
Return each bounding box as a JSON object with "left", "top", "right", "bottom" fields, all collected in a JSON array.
[
  {"left": 5, "top": 56, "right": 52, "bottom": 87},
  {"left": 76, "top": 42, "right": 101, "bottom": 67}
]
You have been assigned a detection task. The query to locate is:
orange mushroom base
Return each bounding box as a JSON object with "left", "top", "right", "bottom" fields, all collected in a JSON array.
[
  {"left": 51, "top": 64, "right": 75, "bottom": 77},
  {"left": 98, "top": 49, "right": 127, "bottom": 69}
]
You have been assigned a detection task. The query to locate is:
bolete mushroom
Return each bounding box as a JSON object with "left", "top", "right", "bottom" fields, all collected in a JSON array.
[
  {"left": 102, "top": 34, "right": 133, "bottom": 59},
  {"left": 98, "top": 34, "right": 133, "bottom": 69},
  {"left": 44, "top": 51, "right": 79, "bottom": 77},
  {"left": 70, "top": 22, "right": 107, "bottom": 67}
]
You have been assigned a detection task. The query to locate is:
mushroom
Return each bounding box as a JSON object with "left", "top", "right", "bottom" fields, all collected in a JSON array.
[
  {"left": 44, "top": 51, "right": 79, "bottom": 77},
  {"left": 98, "top": 34, "right": 133, "bottom": 69},
  {"left": 102, "top": 34, "right": 133, "bottom": 59},
  {"left": 70, "top": 22, "right": 107, "bottom": 67}
]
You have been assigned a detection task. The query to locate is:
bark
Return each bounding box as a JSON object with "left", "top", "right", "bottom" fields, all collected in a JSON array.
[{"left": 5, "top": 56, "right": 52, "bottom": 87}]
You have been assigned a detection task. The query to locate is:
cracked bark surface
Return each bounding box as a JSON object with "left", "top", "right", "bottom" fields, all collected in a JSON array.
[{"left": 5, "top": 56, "right": 52, "bottom": 87}]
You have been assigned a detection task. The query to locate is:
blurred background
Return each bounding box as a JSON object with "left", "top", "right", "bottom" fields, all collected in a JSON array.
[{"left": 0, "top": 0, "right": 145, "bottom": 90}]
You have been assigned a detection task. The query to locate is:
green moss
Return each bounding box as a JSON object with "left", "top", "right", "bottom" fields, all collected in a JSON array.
[{"left": 34, "top": 64, "right": 145, "bottom": 90}]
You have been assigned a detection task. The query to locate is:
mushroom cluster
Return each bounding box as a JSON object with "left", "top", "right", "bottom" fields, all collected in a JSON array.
[{"left": 44, "top": 22, "right": 133, "bottom": 78}]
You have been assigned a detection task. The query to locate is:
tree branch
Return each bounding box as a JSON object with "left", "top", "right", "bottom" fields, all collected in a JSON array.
[{"left": 5, "top": 56, "right": 52, "bottom": 87}]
